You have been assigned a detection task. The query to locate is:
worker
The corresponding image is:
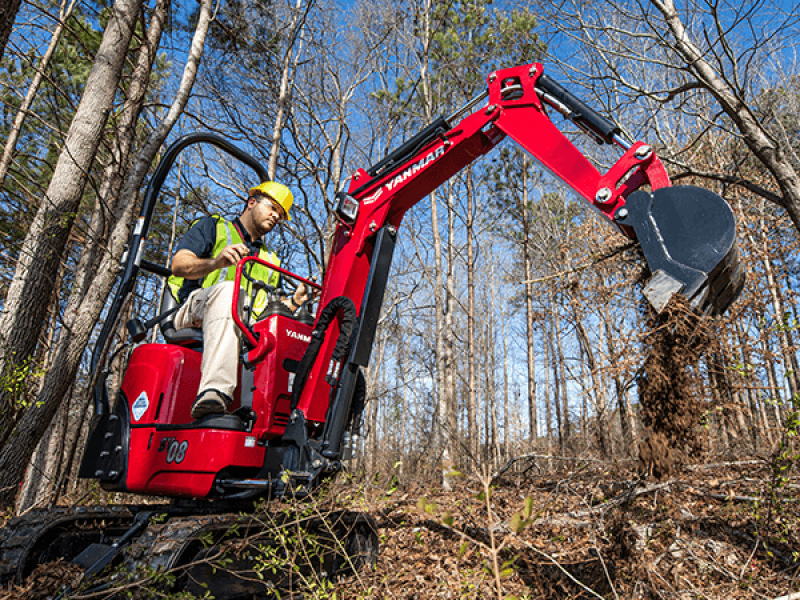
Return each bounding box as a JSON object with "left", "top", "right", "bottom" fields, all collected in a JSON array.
[{"left": 169, "top": 181, "right": 313, "bottom": 419}]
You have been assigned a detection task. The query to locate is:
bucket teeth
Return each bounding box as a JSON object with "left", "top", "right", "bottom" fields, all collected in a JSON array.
[
  {"left": 643, "top": 270, "right": 685, "bottom": 314},
  {"left": 620, "top": 186, "right": 744, "bottom": 316}
]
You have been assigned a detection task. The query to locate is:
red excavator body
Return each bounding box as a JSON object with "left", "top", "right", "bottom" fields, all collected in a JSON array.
[{"left": 116, "top": 311, "right": 313, "bottom": 497}]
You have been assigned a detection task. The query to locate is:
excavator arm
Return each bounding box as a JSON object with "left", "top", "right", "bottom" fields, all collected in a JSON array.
[{"left": 289, "top": 62, "right": 743, "bottom": 466}]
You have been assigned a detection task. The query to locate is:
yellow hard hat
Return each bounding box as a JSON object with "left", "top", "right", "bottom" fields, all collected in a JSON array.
[{"left": 249, "top": 181, "right": 293, "bottom": 220}]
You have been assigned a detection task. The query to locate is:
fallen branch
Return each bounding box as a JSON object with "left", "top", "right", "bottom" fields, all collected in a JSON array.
[
  {"left": 691, "top": 489, "right": 761, "bottom": 503},
  {"left": 688, "top": 488, "right": 798, "bottom": 504},
  {"left": 532, "top": 481, "right": 677, "bottom": 527},
  {"left": 683, "top": 459, "right": 764, "bottom": 471},
  {"left": 515, "top": 538, "right": 608, "bottom": 600},
  {"left": 493, "top": 453, "right": 603, "bottom": 480}
]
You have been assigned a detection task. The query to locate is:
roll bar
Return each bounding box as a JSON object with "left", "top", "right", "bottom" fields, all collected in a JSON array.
[{"left": 88, "top": 134, "right": 269, "bottom": 420}]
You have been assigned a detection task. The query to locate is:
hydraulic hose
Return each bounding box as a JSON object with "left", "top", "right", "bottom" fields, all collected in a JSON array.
[
  {"left": 291, "top": 296, "right": 357, "bottom": 410},
  {"left": 536, "top": 74, "right": 621, "bottom": 145}
]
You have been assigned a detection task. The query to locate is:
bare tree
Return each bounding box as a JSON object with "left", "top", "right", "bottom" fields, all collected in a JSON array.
[
  {"left": 9, "top": 0, "right": 171, "bottom": 510},
  {"left": 268, "top": 0, "right": 312, "bottom": 179},
  {"left": 542, "top": 0, "right": 800, "bottom": 229},
  {"left": 0, "top": 0, "right": 214, "bottom": 509},
  {"left": 0, "top": 0, "right": 79, "bottom": 188},
  {"left": 650, "top": 0, "right": 800, "bottom": 228},
  {"left": 0, "top": 0, "right": 142, "bottom": 449}
]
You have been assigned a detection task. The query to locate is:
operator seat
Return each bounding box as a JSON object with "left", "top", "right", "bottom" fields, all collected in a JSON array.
[{"left": 159, "top": 292, "right": 203, "bottom": 348}]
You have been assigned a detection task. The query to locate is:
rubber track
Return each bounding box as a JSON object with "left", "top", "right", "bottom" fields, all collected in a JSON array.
[
  {"left": 0, "top": 508, "right": 246, "bottom": 588},
  {"left": 124, "top": 513, "right": 234, "bottom": 573},
  {"left": 1, "top": 506, "right": 377, "bottom": 597},
  {"left": 118, "top": 510, "right": 378, "bottom": 598},
  {"left": 0, "top": 506, "right": 134, "bottom": 586}
]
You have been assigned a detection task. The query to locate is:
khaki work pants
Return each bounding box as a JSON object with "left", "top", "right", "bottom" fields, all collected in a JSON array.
[{"left": 173, "top": 280, "right": 244, "bottom": 399}]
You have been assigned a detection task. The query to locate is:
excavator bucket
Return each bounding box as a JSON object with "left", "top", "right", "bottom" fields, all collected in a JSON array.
[{"left": 619, "top": 185, "right": 745, "bottom": 316}]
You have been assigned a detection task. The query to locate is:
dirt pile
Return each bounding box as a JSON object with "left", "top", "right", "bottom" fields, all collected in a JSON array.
[{"left": 637, "top": 296, "right": 713, "bottom": 479}]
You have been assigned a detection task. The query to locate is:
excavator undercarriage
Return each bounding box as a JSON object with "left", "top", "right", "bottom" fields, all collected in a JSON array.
[{"left": 0, "top": 503, "right": 378, "bottom": 597}]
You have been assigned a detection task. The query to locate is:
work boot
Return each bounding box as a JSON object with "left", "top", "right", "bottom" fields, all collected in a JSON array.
[{"left": 191, "top": 389, "right": 231, "bottom": 419}]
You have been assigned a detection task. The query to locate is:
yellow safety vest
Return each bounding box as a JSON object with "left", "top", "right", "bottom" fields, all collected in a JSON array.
[{"left": 168, "top": 217, "right": 281, "bottom": 316}]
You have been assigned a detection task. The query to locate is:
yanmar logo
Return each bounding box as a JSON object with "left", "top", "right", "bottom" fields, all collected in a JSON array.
[
  {"left": 286, "top": 329, "right": 311, "bottom": 343},
  {"left": 362, "top": 145, "right": 446, "bottom": 205}
]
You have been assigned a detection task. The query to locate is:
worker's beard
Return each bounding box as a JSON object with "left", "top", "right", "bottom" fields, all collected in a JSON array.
[{"left": 253, "top": 220, "right": 275, "bottom": 237}]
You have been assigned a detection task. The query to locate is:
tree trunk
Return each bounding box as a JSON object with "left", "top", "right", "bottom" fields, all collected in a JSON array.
[
  {"left": 545, "top": 301, "right": 563, "bottom": 455},
  {"left": 578, "top": 344, "right": 590, "bottom": 453},
  {"left": 602, "top": 299, "right": 632, "bottom": 454},
  {"left": 0, "top": 0, "right": 142, "bottom": 441},
  {"left": 53, "top": 383, "right": 94, "bottom": 503},
  {"left": 521, "top": 159, "right": 537, "bottom": 446},
  {"left": 553, "top": 293, "right": 571, "bottom": 450},
  {"left": 0, "top": 0, "right": 22, "bottom": 62},
  {"left": 16, "top": 292, "right": 67, "bottom": 510},
  {"left": 416, "top": 0, "right": 454, "bottom": 486},
  {"left": 17, "top": 399, "right": 68, "bottom": 511},
  {"left": 399, "top": 311, "right": 408, "bottom": 479},
  {"left": 502, "top": 300, "right": 510, "bottom": 461},
  {"left": 756, "top": 207, "right": 800, "bottom": 400},
  {"left": 367, "top": 367, "right": 379, "bottom": 474},
  {"left": 651, "top": 0, "right": 800, "bottom": 232},
  {"left": 706, "top": 356, "right": 731, "bottom": 454},
  {"left": 443, "top": 182, "right": 458, "bottom": 467},
  {"left": 17, "top": 423, "right": 50, "bottom": 510},
  {"left": 733, "top": 321, "right": 767, "bottom": 450},
  {"left": 574, "top": 316, "right": 609, "bottom": 459},
  {"left": 542, "top": 319, "right": 553, "bottom": 459},
  {"left": 466, "top": 170, "right": 477, "bottom": 459},
  {"left": 486, "top": 282, "right": 500, "bottom": 468},
  {"left": 0, "top": 0, "right": 213, "bottom": 509},
  {"left": 0, "top": 0, "right": 79, "bottom": 188},
  {"left": 366, "top": 325, "right": 388, "bottom": 471},
  {"left": 759, "top": 331, "right": 783, "bottom": 421},
  {"left": 267, "top": 0, "right": 310, "bottom": 179}
]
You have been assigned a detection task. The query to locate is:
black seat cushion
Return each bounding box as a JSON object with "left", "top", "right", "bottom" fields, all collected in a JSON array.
[{"left": 160, "top": 292, "right": 203, "bottom": 347}]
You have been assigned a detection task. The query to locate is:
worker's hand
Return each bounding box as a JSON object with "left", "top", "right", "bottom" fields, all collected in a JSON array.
[
  {"left": 292, "top": 282, "right": 319, "bottom": 307},
  {"left": 214, "top": 243, "right": 249, "bottom": 268}
]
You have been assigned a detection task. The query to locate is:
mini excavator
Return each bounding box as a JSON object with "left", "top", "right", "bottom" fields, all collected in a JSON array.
[{"left": 0, "top": 63, "right": 744, "bottom": 596}]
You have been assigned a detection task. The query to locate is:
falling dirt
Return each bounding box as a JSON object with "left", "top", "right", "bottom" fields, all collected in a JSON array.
[{"left": 637, "top": 296, "right": 713, "bottom": 479}]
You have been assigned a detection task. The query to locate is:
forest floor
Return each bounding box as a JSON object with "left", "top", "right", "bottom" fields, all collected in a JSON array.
[
  {"left": 1, "top": 456, "right": 799, "bottom": 599},
  {"left": 330, "top": 458, "right": 800, "bottom": 599}
]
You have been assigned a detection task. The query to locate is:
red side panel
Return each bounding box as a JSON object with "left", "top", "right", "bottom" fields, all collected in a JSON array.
[
  {"left": 119, "top": 315, "right": 313, "bottom": 498},
  {"left": 251, "top": 314, "right": 315, "bottom": 432},
  {"left": 122, "top": 344, "right": 202, "bottom": 426},
  {"left": 126, "top": 428, "right": 265, "bottom": 497}
]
